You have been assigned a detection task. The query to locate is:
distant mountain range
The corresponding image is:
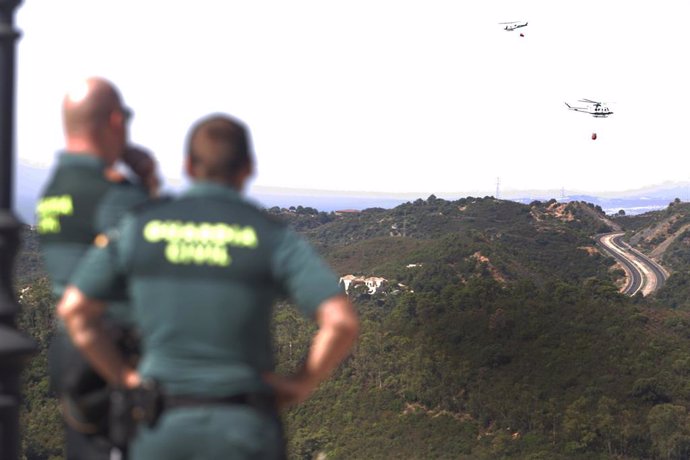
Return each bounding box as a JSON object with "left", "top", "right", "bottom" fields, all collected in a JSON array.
[{"left": 12, "top": 161, "right": 687, "bottom": 224}]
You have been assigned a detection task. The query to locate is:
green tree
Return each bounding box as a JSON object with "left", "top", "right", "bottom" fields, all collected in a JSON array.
[
  {"left": 647, "top": 404, "right": 690, "bottom": 460},
  {"left": 563, "top": 397, "right": 597, "bottom": 453}
]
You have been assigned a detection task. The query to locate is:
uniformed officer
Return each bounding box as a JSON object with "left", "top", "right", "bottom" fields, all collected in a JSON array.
[
  {"left": 57, "top": 113, "right": 359, "bottom": 459},
  {"left": 37, "top": 77, "right": 159, "bottom": 459}
]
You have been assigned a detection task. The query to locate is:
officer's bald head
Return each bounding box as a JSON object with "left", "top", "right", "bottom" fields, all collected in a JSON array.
[
  {"left": 186, "top": 114, "right": 253, "bottom": 186},
  {"left": 61, "top": 77, "right": 131, "bottom": 164},
  {"left": 62, "top": 77, "right": 126, "bottom": 136}
]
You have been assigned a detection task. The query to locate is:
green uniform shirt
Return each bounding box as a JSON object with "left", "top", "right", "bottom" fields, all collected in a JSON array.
[
  {"left": 36, "top": 153, "right": 149, "bottom": 323},
  {"left": 73, "top": 181, "right": 342, "bottom": 397}
]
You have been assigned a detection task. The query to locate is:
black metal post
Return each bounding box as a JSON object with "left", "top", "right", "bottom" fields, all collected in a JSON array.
[
  {"left": 0, "top": 2, "right": 37, "bottom": 460},
  {"left": 0, "top": 0, "right": 21, "bottom": 209}
]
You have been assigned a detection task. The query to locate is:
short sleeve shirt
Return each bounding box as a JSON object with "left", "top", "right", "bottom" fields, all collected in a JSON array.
[{"left": 73, "top": 181, "right": 342, "bottom": 397}]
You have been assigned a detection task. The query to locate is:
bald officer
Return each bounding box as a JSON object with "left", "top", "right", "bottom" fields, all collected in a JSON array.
[
  {"left": 58, "top": 114, "right": 359, "bottom": 459},
  {"left": 37, "top": 77, "right": 159, "bottom": 459}
]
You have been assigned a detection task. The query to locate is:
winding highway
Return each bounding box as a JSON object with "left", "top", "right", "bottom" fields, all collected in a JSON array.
[{"left": 596, "top": 232, "right": 669, "bottom": 296}]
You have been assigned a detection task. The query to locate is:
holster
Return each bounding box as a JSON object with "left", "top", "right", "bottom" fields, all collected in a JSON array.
[
  {"left": 109, "top": 379, "right": 165, "bottom": 450},
  {"left": 48, "top": 320, "right": 140, "bottom": 437}
]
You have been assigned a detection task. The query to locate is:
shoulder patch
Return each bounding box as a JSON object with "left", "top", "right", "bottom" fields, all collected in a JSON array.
[{"left": 93, "top": 233, "right": 109, "bottom": 248}]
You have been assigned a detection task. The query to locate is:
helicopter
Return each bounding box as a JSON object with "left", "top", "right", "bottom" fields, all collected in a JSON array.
[
  {"left": 499, "top": 21, "right": 528, "bottom": 31},
  {"left": 565, "top": 99, "right": 613, "bottom": 118}
]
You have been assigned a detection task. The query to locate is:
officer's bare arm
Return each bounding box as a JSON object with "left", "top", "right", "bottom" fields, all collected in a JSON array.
[
  {"left": 57, "top": 286, "right": 140, "bottom": 388},
  {"left": 266, "top": 294, "right": 358, "bottom": 408},
  {"left": 305, "top": 294, "right": 359, "bottom": 384}
]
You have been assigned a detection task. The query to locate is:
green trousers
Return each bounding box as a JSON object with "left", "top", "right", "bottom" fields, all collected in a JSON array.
[{"left": 131, "top": 405, "right": 286, "bottom": 460}]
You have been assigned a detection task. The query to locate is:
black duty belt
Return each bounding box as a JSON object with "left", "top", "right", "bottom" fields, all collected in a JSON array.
[
  {"left": 109, "top": 387, "right": 282, "bottom": 452},
  {"left": 165, "top": 393, "right": 277, "bottom": 414}
]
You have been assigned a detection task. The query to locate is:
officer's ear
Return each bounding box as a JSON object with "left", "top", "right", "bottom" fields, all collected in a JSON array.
[
  {"left": 235, "top": 161, "right": 254, "bottom": 192},
  {"left": 244, "top": 160, "right": 255, "bottom": 181},
  {"left": 184, "top": 155, "right": 197, "bottom": 179}
]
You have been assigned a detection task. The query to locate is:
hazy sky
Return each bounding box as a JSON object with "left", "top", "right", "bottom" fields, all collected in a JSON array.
[{"left": 14, "top": 1, "right": 690, "bottom": 197}]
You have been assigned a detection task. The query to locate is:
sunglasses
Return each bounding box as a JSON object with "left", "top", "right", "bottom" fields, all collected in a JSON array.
[{"left": 121, "top": 107, "right": 134, "bottom": 123}]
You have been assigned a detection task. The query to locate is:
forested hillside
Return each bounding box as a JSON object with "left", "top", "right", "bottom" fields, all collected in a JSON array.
[
  {"left": 16, "top": 196, "right": 690, "bottom": 459},
  {"left": 14, "top": 226, "right": 62, "bottom": 459}
]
